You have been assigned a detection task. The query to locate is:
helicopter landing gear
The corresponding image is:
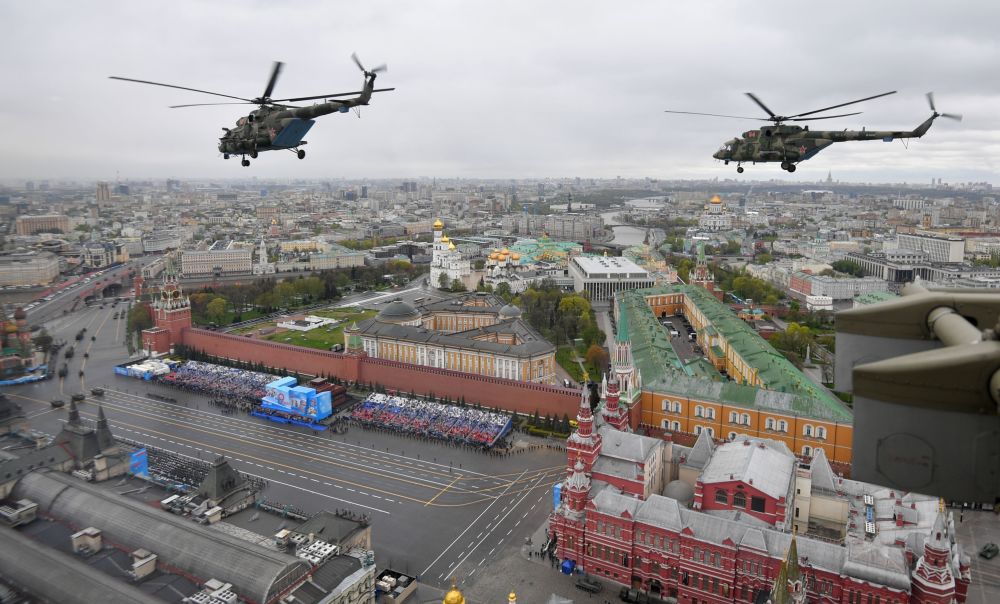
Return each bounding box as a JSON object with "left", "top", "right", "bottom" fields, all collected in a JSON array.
[
  {"left": 223, "top": 153, "right": 230, "bottom": 160},
  {"left": 787, "top": 163, "right": 796, "bottom": 172},
  {"left": 241, "top": 158, "right": 250, "bottom": 167},
  {"left": 736, "top": 166, "right": 744, "bottom": 174},
  {"left": 249, "top": 150, "right": 258, "bottom": 159},
  {"left": 780, "top": 161, "right": 797, "bottom": 172},
  {"left": 297, "top": 149, "right": 306, "bottom": 160},
  {"left": 780, "top": 161, "right": 789, "bottom": 170}
]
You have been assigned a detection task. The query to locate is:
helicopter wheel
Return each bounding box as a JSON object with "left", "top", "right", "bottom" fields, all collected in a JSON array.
[
  {"left": 297, "top": 149, "right": 306, "bottom": 160},
  {"left": 250, "top": 150, "right": 258, "bottom": 159},
  {"left": 780, "top": 162, "right": 789, "bottom": 170},
  {"left": 736, "top": 166, "right": 744, "bottom": 174},
  {"left": 787, "top": 164, "right": 797, "bottom": 173},
  {"left": 223, "top": 153, "right": 230, "bottom": 160},
  {"left": 241, "top": 159, "right": 250, "bottom": 167}
]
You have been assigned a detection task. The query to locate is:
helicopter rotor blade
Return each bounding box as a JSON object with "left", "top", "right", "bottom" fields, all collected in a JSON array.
[
  {"left": 369, "top": 63, "right": 388, "bottom": 74},
  {"left": 109, "top": 76, "right": 252, "bottom": 102},
  {"left": 744, "top": 93, "right": 777, "bottom": 118},
  {"left": 940, "top": 113, "right": 963, "bottom": 121},
  {"left": 926, "top": 92, "right": 936, "bottom": 112},
  {"left": 788, "top": 91, "right": 896, "bottom": 119},
  {"left": 351, "top": 52, "right": 366, "bottom": 72},
  {"left": 261, "top": 61, "right": 284, "bottom": 101},
  {"left": 787, "top": 111, "right": 863, "bottom": 122},
  {"left": 272, "top": 87, "right": 395, "bottom": 103},
  {"left": 926, "top": 92, "right": 962, "bottom": 121},
  {"left": 664, "top": 110, "right": 764, "bottom": 121},
  {"left": 169, "top": 102, "right": 257, "bottom": 109}
]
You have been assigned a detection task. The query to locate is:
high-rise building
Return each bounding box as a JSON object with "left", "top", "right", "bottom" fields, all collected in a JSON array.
[{"left": 96, "top": 181, "right": 111, "bottom": 202}]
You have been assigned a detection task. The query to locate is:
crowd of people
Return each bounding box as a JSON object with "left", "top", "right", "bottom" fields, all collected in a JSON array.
[
  {"left": 349, "top": 393, "right": 512, "bottom": 447},
  {"left": 158, "top": 361, "right": 278, "bottom": 405}
]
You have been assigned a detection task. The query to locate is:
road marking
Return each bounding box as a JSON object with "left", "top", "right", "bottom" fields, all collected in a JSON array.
[
  {"left": 479, "top": 558, "right": 486, "bottom": 566},
  {"left": 468, "top": 568, "right": 476, "bottom": 577},
  {"left": 514, "top": 520, "right": 521, "bottom": 527},
  {"left": 507, "top": 529, "right": 513, "bottom": 536},
  {"left": 489, "top": 547, "right": 496, "bottom": 556},
  {"left": 421, "top": 470, "right": 528, "bottom": 577},
  {"left": 424, "top": 474, "right": 463, "bottom": 508},
  {"left": 476, "top": 532, "right": 483, "bottom": 539}
]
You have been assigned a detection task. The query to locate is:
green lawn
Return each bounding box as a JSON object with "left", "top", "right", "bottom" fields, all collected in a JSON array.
[
  {"left": 260, "top": 309, "right": 376, "bottom": 351},
  {"left": 556, "top": 346, "right": 584, "bottom": 382}
]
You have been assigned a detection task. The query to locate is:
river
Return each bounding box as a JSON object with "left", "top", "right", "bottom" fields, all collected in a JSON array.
[{"left": 600, "top": 197, "right": 667, "bottom": 246}]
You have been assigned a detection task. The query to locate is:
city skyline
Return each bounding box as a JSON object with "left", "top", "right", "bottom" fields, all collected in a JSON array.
[{"left": 1, "top": 0, "right": 998, "bottom": 183}]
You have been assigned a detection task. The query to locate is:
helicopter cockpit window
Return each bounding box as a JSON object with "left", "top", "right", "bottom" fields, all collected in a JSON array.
[{"left": 237, "top": 117, "right": 247, "bottom": 127}]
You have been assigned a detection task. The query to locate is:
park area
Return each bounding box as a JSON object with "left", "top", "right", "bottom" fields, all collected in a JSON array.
[{"left": 234, "top": 307, "right": 376, "bottom": 351}]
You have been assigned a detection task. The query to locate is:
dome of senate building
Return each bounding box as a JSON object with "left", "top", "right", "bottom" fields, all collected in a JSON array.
[
  {"left": 499, "top": 304, "right": 522, "bottom": 319},
  {"left": 376, "top": 298, "right": 422, "bottom": 324}
]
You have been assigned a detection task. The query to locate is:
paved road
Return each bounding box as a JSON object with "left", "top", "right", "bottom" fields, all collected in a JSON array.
[{"left": 7, "top": 297, "right": 566, "bottom": 587}]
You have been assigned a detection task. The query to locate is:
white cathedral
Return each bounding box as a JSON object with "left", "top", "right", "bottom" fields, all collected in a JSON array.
[{"left": 429, "top": 219, "right": 473, "bottom": 290}]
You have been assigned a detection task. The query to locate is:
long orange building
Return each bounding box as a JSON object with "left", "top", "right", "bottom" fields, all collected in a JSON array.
[{"left": 614, "top": 285, "right": 855, "bottom": 465}]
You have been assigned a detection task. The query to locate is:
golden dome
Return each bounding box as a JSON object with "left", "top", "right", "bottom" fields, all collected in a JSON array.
[
  {"left": 441, "top": 234, "right": 450, "bottom": 243},
  {"left": 448, "top": 241, "right": 456, "bottom": 250},
  {"left": 508, "top": 593, "right": 517, "bottom": 604},
  {"left": 493, "top": 248, "right": 501, "bottom": 253},
  {"left": 710, "top": 195, "right": 722, "bottom": 204},
  {"left": 511, "top": 253, "right": 521, "bottom": 261},
  {"left": 490, "top": 252, "right": 500, "bottom": 260},
  {"left": 443, "top": 579, "right": 465, "bottom": 604},
  {"left": 502, "top": 247, "right": 510, "bottom": 254},
  {"left": 434, "top": 218, "right": 444, "bottom": 229}
]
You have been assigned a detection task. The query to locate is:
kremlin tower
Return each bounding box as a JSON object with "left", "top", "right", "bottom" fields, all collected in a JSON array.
[{"left": 141, "top": 268, "right": 192, "bottom": 355}]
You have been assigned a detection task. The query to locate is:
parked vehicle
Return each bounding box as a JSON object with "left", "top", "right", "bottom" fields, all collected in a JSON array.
[
  {"left": 619, "top": 588, "right": 649, "bottom": 604},
  {"left": 981, "top": 543, "right": 999, "bottom": 559},
  {"left": 71, "top": 393, "right": 85, "bottom": 403},
  {"left": 90, "top": 388, "right": 105, "bottom": 396},
  {"left": 575, "top": 576, "right": 603, "bottom": 594},
  {"left": 50, "top": 399, "right": 65, "bottom": 408}
]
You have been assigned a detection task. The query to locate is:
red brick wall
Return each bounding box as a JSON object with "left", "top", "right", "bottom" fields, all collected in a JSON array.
[{"left": 181, "top": 328, "right": 579, "bottom": 418}]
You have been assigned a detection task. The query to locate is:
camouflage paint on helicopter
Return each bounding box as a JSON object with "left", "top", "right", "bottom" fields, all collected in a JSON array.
[
  {"left": 668, "top": 91, "right": 961, "bottom": 173},
  {"left": 112, "top": 54, "right": 393, "bottom": 167}
]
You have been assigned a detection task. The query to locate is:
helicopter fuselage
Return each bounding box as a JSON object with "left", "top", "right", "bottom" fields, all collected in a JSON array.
[
  {"left": 713, "top": 115, "right": 938, "bottom": 172},
  {"left": 218, "top": 99, "right": 360, "bottom": 156}
]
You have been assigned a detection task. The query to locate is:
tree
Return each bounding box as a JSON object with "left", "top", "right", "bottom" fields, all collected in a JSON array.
[
  {"left": 831, "top": 259, "right": 865, "bottom": 277},
  {"left": 450, "top": 278, "right": 467, "bottom": 292},
  {"left": 206, "top": 297, "right": 228, "bottom": 325},
  {"left": 585, "top": 344, "right": 610, "bottom": 375},
  {"left": 437, "top": 272, "right": 450, "bottom": 290}
]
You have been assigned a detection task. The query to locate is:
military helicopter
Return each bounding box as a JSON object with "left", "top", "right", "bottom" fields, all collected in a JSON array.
[
  {"left": 665, "top": 91, "right": 961, "bottom": 173},
  {"left": 110, "top": 54, "right": 393, "bottom": 166}
]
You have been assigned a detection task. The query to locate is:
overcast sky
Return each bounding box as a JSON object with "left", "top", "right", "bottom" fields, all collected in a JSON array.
[{"left": 1, "top": 1, "right": 998, "bottom": 184}]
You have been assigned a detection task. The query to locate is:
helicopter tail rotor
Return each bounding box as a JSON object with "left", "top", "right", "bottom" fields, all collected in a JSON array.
[
  {"left": 926, "top": 92, "right": 962, "bottom": 121},
  {"left": 351, "top": 52, "right": 387, "bottom": 78}
]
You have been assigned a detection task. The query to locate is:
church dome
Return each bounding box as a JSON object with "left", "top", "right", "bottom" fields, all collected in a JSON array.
[
  {"left": 710, "top": 195, "right": 722, "bottom": 204},
  {"left": 511, "top": 253, "right": 521, "bottom": 261},
  {"left": 502, "top": 247, "right": 510, "bottom": 254},
  {"left": 448, "top": 241, "right": 456, "bottom": 250},
  {"left": 376, "top": 298, "right": 422, "bottom": 324},
  {"left": 441, "top": 234, "right": 450, "bottom": 243},
  {"left": 499, "top": 304, "right": 522, "bottom": 320},
  {"left": 443, "top": 587, "right": 465, "bottom": 604},
  {"left": 663, "top": 480, "right": 695, "bottom": 507},
  {"left": 434, "top": 218, "right": 444, "bottom": 229}
]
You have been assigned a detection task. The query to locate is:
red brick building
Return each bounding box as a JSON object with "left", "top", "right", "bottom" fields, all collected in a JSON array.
[{"left": 549, "top": 393, "right": 971, "bottom": 604}]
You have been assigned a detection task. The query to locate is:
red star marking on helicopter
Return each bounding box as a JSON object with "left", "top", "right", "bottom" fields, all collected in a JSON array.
[
  {"left": 268, "top": 128, "right": 277, "bottom": 141},
  {"left": 798, "top": 145, "right": 807, "bottom": 154}
]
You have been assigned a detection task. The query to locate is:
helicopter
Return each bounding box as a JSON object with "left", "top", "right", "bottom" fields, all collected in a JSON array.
[
  {"left": 665, "top": 91, "right": 961, "bottom": 173},
  {"left": 110, "top": 54, "right": 394, "bottom": 166}
]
